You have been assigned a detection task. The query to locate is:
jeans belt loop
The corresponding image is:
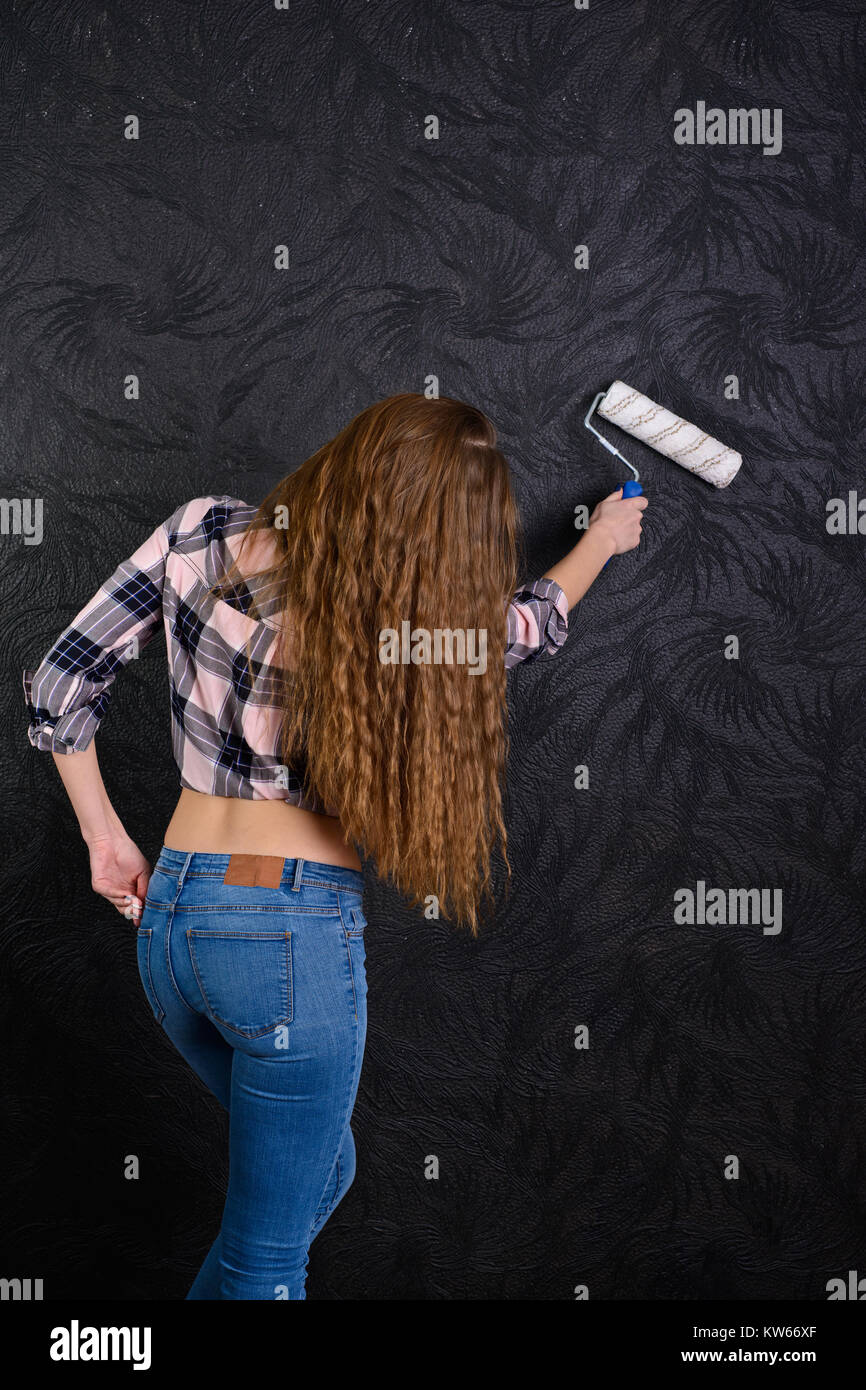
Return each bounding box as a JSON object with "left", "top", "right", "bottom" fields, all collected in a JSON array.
[
  {"left": 172, "top": 851, "right": 194, "bottom": 906},
  {"left": 292, "top": 857, "right": 305, "bottom": 892}
]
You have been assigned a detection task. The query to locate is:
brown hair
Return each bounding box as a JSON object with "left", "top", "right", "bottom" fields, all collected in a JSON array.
[{"left": 216, "top": 392, "right": 520, "bottom": 934}]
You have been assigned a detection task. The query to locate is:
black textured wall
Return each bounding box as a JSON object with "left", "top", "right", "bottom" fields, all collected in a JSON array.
[{"left": 3, "top": 0, "right": 865, "bottom": 1301}]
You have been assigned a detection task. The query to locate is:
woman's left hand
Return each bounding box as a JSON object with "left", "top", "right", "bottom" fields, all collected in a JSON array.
[{"left": 87, "top": 833, "right": 152, "bottom": 925}]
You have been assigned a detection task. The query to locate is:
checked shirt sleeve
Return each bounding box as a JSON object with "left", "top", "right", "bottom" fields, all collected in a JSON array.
[
  {"left": 22, "top": 516, "right": 171, "bottom": 754},
  {"left": 505, "top": 577, "right": 569, "bottom": 669}
]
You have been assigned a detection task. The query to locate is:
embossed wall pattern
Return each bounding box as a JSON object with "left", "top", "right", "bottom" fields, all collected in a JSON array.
[{"left": 2, "top": 0, "right": 865, "bottom": 1300}]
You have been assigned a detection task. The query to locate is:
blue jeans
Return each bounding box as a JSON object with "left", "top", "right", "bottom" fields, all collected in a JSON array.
[{"left": 136, "top": 847, "right": 368, "bottom": 1300}]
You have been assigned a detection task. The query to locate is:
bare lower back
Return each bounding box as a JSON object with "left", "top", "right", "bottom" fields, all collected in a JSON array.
[{"left": 163, "top": 788, "right": 361, "bottom": 870}]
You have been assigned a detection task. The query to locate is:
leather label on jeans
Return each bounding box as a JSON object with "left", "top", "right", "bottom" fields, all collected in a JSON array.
[{"left": 223, "top": 854, "right": 286, "bottom": 888}]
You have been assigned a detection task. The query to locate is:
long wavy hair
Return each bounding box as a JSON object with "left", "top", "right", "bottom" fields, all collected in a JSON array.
[{"left": 216, "top": 392, "right": 521, "bottom": 934}]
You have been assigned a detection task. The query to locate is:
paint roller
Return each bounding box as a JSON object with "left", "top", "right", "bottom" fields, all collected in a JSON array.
[{"left": 583, "top": 380, "right": 742, "bottom": 564}]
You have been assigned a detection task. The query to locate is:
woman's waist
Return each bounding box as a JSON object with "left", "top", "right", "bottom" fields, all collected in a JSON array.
[
  {"left": 163, "top": 789, "right": 362, "bottom": 870},
  {"left": 152, "top": 843, "right": 364, "bottom": 895}
]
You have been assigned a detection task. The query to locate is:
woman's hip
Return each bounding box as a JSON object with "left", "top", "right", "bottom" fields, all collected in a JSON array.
[{"left": 139, "top": 847, "right": 368, "bottom": 1057}]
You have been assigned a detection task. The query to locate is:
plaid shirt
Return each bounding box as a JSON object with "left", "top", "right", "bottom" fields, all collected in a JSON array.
[{"left": 23, "top": 495, "right": 569, "bottom": 814}]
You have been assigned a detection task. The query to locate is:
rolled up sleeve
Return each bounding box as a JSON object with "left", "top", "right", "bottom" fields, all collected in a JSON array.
[
  {"left": 505, "top": 577, "right": 569, "bottom": 668},
  {"left": 23, "top": 518, "right": 170, "bottom": 754}
]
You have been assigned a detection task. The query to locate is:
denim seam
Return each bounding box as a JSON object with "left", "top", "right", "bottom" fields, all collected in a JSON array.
[
  {"left": 314, "top": 898, "right": 363, "bottom": 1237},
  {"left": 137, "top": 928, "right": 165, "bottom": 1024},
  {"left": 306, "top": 1006, "right": 361, "bottom": 1233},
  {"left": 343, "top": 929, "right": 358, "bottom": 1021},
  {"left": 154, "top": 869, "right": 362, "bottom": 892},
  {"left": 311, "top": 967, "right": 366, "bottom": 1228},
  {"left": 169, "top": 904, "right": 341, "bottom": 915},
  {"left": 161, "top": 911, "right": 199, "bottom": 1016},
  {"left": 311, "top": 1152, "right": 342, "bottom": 1231},
  {"left": 302, "top": 896, "right": 364, "bottom": 1237},
  {"left": 325, "top": 1156, "right": 342, "bottom": 1219},
  {"left": 186, "top": 929, "right": 300, "bottom": 938},
  {"left": 163, "top": 855, "right": 200, "bottom": 1017},
  {"left": 338, "top": 898, "right": 361, "bottom": 1021}
]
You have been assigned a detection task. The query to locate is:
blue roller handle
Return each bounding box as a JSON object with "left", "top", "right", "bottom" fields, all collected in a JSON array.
[{"left": 603, "top": 478, "right": 643, "bottom": 569}]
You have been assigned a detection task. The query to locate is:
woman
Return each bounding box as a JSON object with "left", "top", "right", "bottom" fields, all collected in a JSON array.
[{"left": 22, "top": 392, "right": 647, "bottom": 1299}]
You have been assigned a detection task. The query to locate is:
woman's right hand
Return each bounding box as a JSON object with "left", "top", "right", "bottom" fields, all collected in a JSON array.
[
  {"left": 88, "top": 832, "right": 152, "bottom": 925},
  {"left": 588, "top": 487, "right": 649, "bottom": 555}
]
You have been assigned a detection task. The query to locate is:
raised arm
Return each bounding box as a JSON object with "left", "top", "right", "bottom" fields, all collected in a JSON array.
[
  {"left": 506, "top": 486, "right": 647, "bottom": 666},
  {"left": 543, "top": 486, "right": 647, "bottom": 609}
]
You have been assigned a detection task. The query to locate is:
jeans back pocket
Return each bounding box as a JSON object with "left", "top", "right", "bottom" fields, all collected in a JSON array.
[{"left": 186, "top": 926, "right": 293, "bottom": 1038}]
